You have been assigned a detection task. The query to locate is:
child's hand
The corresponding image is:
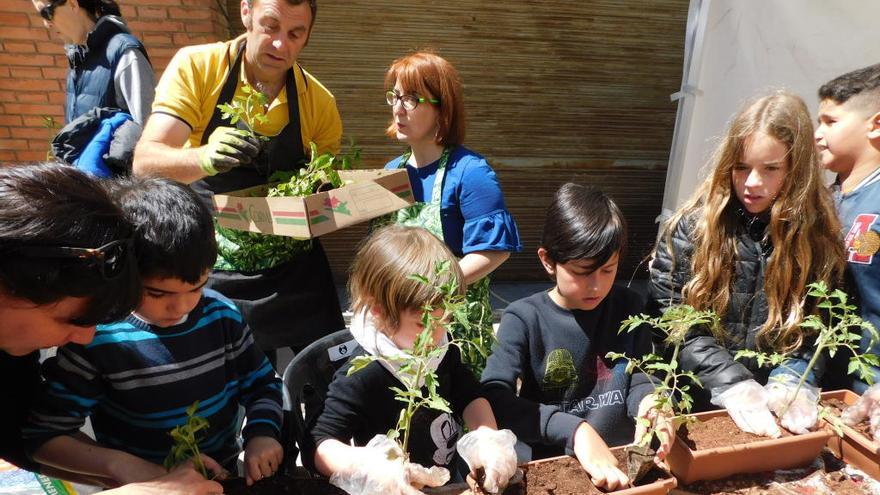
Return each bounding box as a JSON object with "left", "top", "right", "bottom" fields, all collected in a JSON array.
[
  {"left": 572, "top": 422, "right": 630, "bottom": 491},
  {"left": 328, "top": 435, "right": 450, "bottom": 495},
  {"left": 634, "top": 394, "right": 676, "bottom": 470},
  {"left": 244, "top": 436, "right": 283, "bottom": 486}
]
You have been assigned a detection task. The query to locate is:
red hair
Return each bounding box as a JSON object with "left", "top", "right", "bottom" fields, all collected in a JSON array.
[{"left": 384, "top": 51, "right": 466, "bottom": 147}]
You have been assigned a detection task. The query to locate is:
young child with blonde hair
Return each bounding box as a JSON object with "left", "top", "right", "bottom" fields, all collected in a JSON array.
[{"left": 309, "top": 225, "right": 517, "bottom": 495}]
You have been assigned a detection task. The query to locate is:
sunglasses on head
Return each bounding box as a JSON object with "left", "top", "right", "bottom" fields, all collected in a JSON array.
[
  {"left": 39, "top": 0, "right": 67, "bottom": 22},
  {"left": 8, "top": 238, "right": 133, "bottom": 280}
]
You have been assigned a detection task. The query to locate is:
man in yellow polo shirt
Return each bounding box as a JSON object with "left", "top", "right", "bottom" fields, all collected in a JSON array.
[{"left": 133, "top": 0, "right": 345, "bottom": 363}]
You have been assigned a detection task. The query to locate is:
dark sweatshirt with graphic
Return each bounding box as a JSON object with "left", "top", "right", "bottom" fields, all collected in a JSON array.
[{"left": 481, "top": 285, "right": 653, "bottom": 459}]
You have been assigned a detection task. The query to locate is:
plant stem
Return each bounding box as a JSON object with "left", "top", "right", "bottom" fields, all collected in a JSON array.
[
  {"left": 190, "top": 442, "right": 208, "bottom": 478},
  {"left": 778, "top": 334, "right": 825, "bottom": 418},
  {"left": 400, "top": 360, "right": 426, "bottom": 455}
]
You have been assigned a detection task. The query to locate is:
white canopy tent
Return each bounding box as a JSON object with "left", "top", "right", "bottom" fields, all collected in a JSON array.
[{"left": 662, "top": 0, "right": 880, "bottom": 224}]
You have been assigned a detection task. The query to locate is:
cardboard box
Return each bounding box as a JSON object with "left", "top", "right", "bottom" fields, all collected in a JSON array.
[{"left": 212, "top": 169, "right": 414, "bottom": 239}]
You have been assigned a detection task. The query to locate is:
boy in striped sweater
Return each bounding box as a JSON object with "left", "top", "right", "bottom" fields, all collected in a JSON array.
[{"left": 24, "top": 177, "right": 283, "bottom": 487}]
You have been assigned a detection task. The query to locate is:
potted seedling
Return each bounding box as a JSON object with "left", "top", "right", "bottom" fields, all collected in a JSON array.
[
  {"left": 658, "top": 282, "right": 877, "bottom": 484},
  {"left": 737, "top": 282, "right": 880, "bottom": 479},
  {"left": 605, "top": 304, "right": 716, "bottom": 491}
]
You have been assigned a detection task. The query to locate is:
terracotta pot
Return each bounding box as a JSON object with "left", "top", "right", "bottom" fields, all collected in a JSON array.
[
  {"left": 820, "top": 389, "right": 880, "bottom": 479},
  {"left": 666, "top": 409, "right": 833, "bottom": 484}
]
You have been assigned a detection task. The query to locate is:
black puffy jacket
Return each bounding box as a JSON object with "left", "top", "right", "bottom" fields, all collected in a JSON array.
[{"left": 649, "top": 208, "right": 821, "bottom": 408}]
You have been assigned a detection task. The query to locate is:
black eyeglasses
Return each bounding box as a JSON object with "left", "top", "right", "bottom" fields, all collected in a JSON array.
[
  {"left": 39, "top": 0, "right": 67, "bottom": 22},
  {"left": 9, "top": 239, "right": 133, "bottom": 280},
  {"left": 385, "top": 90, "right": 440, "bottom": 111}
]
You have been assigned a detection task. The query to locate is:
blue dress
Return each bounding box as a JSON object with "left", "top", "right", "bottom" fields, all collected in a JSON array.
[{"left": 384, "top": 145, "right": 521, "bottom": 257}]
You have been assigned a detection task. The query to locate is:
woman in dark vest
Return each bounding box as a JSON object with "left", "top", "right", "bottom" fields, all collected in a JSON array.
[{"left": 33, "top": 0, "right": 154, "bottom": 126}]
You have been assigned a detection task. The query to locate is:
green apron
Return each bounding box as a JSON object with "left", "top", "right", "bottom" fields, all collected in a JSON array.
[{"left": 394, "top": 147, "right": 494, "bottom": 376}]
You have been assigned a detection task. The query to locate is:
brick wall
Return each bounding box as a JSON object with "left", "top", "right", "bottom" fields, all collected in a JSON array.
[{"left": 0, "top": 0, "right": 229, "bottom": 163}]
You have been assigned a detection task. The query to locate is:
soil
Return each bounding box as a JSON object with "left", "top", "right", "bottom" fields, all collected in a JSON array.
[
  {"left": 219, "top": 475, "right": 347, "bottom": 495},
  {"left": 519, "top": 450, "right": 668, "bottom": 495},
  {"left": 678, "top": 415, "right": 793, "bottom": 451},
  {"left": 822, "top": 397, "right": 874, "bottom": 439},
  {"left": 219, "top": 451, "right": 670, "bottom": 495},
  {"left": 679, "top": 450, "right": 877, "bottom": 494}
]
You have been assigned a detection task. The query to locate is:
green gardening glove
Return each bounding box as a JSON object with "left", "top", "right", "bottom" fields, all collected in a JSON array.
[{"left": 197, "top": 126, "right": 261, "bottom": 176}]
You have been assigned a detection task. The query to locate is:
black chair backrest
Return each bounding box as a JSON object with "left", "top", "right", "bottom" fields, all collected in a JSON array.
[{"left": 281, "top": 329, "right": 359, "bottom": 474}]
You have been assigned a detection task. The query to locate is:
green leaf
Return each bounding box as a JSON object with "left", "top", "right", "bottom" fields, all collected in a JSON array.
[{"left": 347, "top": 355, "right": 376, "bottom": 375}]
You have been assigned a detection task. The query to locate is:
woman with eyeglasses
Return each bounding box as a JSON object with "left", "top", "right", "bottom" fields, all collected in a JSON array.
[
  {"left": 0, "top": 163, "right": 224, "bottom": 494},
  {"left": 382, "top": 51, "right": 521, "bottom": 376},
  {"left": 31, "top": 0, "right": 154, "bottom": 126}
]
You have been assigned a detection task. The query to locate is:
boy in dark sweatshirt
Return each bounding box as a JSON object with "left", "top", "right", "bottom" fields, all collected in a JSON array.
[{"left": 482, "top": 184, "right": 672, "bottom": 491}]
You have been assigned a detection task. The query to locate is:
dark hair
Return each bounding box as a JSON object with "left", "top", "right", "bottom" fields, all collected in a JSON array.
[
  {"left": 75, "top": 0, "right": 122, "bottom": 20},
  {"left": 0, "top": 162, "right": 140, "bottom": 325},
  {"left": 107, "top": 176, "right": 217, "bottom": 283},
  {"left": 818, "top": 63, "right": 880, "bottom": 110},
  {"left": 249, "top": 0, "right": 317, "bottom": 30},
  {"left": 540, "top": 183, "right": 627, "bottom": 268}
]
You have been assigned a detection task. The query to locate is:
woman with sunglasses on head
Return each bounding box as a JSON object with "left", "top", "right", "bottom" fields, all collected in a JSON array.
[
  {"left": 0, "top": 163, "right": 224, "bottom": 494},
  {"left": 382, "top": 51, "right": 521, "bottom": 375},
  {"left": 31, "top": 0, "right": 154, "bottom": 126}
]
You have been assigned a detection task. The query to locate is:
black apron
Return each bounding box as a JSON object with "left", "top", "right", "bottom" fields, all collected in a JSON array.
[{"left": 193, "top": 42, "right": 344, "bottom": 351}]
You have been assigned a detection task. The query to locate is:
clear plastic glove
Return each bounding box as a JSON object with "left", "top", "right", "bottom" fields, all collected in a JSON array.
[
  {"left": 765, "top": 379, "right": 819, "bottom": 434},
  {"left": 711, "top": 379, "right": 781, "bottom": 438},
  {"left": 197, "top": 126, "right": 261, "bottom": 176},
  {"left": 841, "top": 383, "right": 880, "bottom": 440},
  {"left": 456, "top": 428, "right": 517, "bottom": 494},
  {"left": 329, "top": 435, "right": 450, "bottom": 495}
]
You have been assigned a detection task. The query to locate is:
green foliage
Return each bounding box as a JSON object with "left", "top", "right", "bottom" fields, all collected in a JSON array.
[
  {"left": 267, "top": 140, "right": 360, "bottom": 197},
  {"left": 216, "top": 84, "right": 271, "bottom": 141},
  {"left": 347, "top": 260, "right": 471, "bottom": 456},
  {"left": 735, "top": 281, "right": 880, "bottom": 420},
  {"left": 607, "top": 305, "right": 720, "bottom": 447},
  {"left": 164, "top": 402, "right": 210, "bottom": 478}
]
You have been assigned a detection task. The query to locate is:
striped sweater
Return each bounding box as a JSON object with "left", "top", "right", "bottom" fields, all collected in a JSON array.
[{"left": 23, "top": 289, "right": 283, "bottom": 467}]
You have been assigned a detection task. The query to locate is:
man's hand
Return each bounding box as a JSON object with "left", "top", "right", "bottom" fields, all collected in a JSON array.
[
  {"left": 244, "top": 436, "right": 284, "bottom": 486},
  {"left": 572, "top": 422, "right": 630, "bottom": 491},
  {"left": 108, "top": 456, "right": 169, "bottom": 485},
  {"left": 108, "top": 464, "right": 224, "bottom": 495},
  {"left": 197, "top": 126, "right": 261, "bottom": 176}
]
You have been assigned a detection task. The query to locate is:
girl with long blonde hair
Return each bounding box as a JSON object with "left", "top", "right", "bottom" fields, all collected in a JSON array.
[{"left": 649, "top": 91, "right": 845, "bottom": 438}]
